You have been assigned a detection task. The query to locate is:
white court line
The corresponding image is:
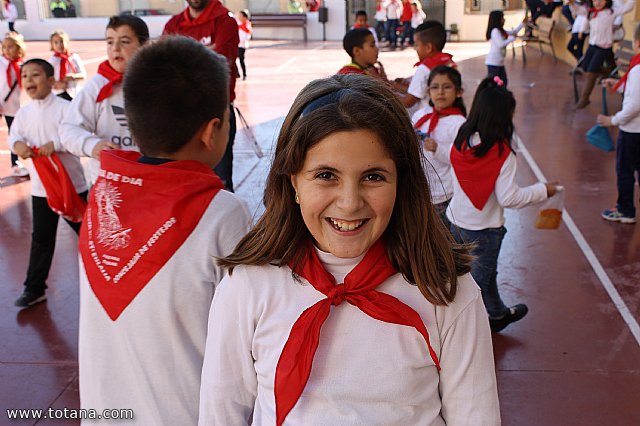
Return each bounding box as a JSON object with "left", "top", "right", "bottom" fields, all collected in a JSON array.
[
  {"left": 518, "top": 139, "right": 640, "bottom": 347},
  {"left": 275, "top": 57, "right": 297, "bottom": 74}
]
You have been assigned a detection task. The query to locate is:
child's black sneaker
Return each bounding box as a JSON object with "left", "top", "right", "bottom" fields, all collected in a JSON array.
[
  {"left": 14, "top": 290, "right": 46, "bottom": 308},
  {"left": 489, "top": 304, "right": 528, "bottom": 332}
]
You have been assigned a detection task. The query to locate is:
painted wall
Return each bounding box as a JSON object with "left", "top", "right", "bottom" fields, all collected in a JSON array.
[{"left": 12, "top": 0, "right": 638, "bottom": 45}]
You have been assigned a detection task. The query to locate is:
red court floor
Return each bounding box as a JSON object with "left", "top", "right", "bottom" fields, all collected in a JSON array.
[{"left": 0, "top": 39, "right": 638, "bottom": 425}]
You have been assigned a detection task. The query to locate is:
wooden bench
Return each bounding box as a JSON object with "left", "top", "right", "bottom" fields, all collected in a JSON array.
[
  {"left": 251, "top": 13, "right": 307, "bottom": 41},
  {"left": 513, "top": 16, "right": 557, "bottom": 64}
]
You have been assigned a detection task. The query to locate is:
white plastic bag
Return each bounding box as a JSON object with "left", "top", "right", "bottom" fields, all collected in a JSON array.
[{"left": 535, "top": 185, "right": 564, "bottom": 230}]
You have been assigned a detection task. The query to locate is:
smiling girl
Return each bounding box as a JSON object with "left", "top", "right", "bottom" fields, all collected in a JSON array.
[
  {"left": 59, "top": 15, "right": 149, "bottom": 184},
  {"left": 198, "top": 74, "right": 500, "bottom": 425}
]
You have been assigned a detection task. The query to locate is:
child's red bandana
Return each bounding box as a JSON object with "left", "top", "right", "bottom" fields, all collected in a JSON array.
[
  {"left": 95, "top": 61, "right": 122, "bottom": 103},
  {"left": 54, "top": 51, "right": 77, "bottom": 80},
  {"left": 31, "top": 148, "right": 86, "bottom": 223},
  {"left": 414, "top": 52, "right": 456, "bottom": 69},
  {"left": 275, "top": 239, "right": 440, "bottom": 426},
  {"left": 4, "top": 55, "right": 21, "bottom": 88},
  {"left": 612, "top": 53, "right": 640, "bottom": 93},
  {"left": 79, "top": 150, "right": 224, "bottom": 321},
  {"left": 450, "top": 139, "right": 511, "bottom": 210},
  {"left": 239, "top": 21, "right": 252, "bottom": 34},
  {"left": 414, "top": 107, "right": 464, "bottom": 135}
]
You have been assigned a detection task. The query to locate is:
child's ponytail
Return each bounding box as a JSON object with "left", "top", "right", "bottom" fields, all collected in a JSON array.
[{"left": 454, "top": 76, "right": 516, "bottom": 158}]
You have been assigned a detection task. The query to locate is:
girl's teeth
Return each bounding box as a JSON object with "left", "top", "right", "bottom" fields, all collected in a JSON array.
[{"left": 330, "top": 218, "right": 364, "bottom": 231}]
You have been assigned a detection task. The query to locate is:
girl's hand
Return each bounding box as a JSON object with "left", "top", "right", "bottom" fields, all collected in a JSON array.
[
  {"left": 13, "top": 141, "right": 33, "bottom": 159},
  {"left": 423, "top": 137, "right": 437, "bottom": 152},
  {"left": 601, "top": 78, "right": 616, "bottom": 88},
  {"left": 38, "top": 141, "right": 55, "bottom": 157},
  {"left": 545, "top": 182, "right": 560, "bottom": 197},
  {"left": 597, "top": 114, "right": 613, "bottom": 127}
]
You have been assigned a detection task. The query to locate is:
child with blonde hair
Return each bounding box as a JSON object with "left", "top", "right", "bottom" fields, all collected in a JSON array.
[
  {"left": 48, "top": 29, "right": 87, "bottom": 100},
  {"left": 1, "top": 31, "right": 26, "bottom": 176}
]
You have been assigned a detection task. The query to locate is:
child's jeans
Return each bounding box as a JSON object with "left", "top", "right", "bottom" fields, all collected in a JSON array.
[
  {"left": 487, "top": 65, "right": 508, "bottom": 88},
  {"left": 385, "top": 19, "right": 399, "bottom": 46},
  {"left": 450, "top": 224, "right": 508, "bottom": 318},
  {"left": 401, "top": 21, "right": 413, "bottom": 45},
  {"left": 23, "top": 192, "right": 87, "bottom": 294},
  {"left": 615, "top": 130, "right": 640, "bottom": 217},
  {"left": 567, "top": 33, "right": 585, "bottom": 61}
]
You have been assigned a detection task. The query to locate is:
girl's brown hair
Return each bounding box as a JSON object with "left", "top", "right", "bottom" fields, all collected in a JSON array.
[{"left": 220, "top": 74, "right": 471, "bottom": 305}]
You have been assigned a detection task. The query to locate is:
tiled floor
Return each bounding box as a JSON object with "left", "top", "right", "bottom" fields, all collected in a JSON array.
[{"left": 0, "top": 39, "right": 638, "bottom": 425}]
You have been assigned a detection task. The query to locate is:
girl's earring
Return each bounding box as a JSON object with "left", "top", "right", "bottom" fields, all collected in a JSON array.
[{"left": 295, "top": 194, "right": 300, "bottom": 204}]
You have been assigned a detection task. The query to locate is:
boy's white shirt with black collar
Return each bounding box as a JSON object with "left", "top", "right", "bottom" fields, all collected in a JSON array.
[
  {"left": 8, "top": 93, "right": 87, "bottom": 196},
  {"left": 78, "top": 159, "right": 251, "bottom": 425},
  {"left": 59, "top": 72, "right": 137, "bottom": 183}
]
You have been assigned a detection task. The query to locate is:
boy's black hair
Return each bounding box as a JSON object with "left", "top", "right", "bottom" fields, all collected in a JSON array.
[
  {"left": 454, "top": 76, "right": 516, "bottom": 158},
  {"left": 123, "top": 36, "right": 230, "bottom": 156},
  {"left": 21, "top": 59, "right": 54, "bottom": 78},
  {"left": 355, "top": 9, "right": 368, "bottom": 18},
  {"left": 414, "top": 21, "right": 447, "bottom": 52},
  {"left": 343, "top": 28, "right": 374, "bottom": 59},
  {"left": 486, "top": 10, "right": 506, "bottom": 40},
  {"left": 239, "top": 9, "right": 250, "bottom": 19},
  {"left": 106, "top": 14, "right": 150, "bottom": 45},
  {"left": 427, "top": 65, "right": 466, "bottom": 115}
]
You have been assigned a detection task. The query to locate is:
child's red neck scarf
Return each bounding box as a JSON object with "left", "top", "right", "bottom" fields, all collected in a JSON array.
[
  {"left": 4, "top": 55, "right": 21, "bottom": 88},
  {"left": 96, "top": 60, "right": 122, "bottom": 103},
  {"left": 275, "top": 239, "right": 440, "bottom": 426},
  {"left": 239, "top": 20, "right": 251, "bottom": 33},
  {"left": 589, "top": 7, "right": 607, "bottom": 18},
  {"left": 450, "top": 138, "right": 511, "bottom": 210},
  {"left": 414, "top": 52, "right": 456, "bottom": 69},
  {"left": 54, "top": 51, "right": 77, "bottom": 80},
  {"left": 353, "top": 23, "right": 370, "bottom": 29},
  {"left": 414, "top": 107, "right": 464, "bottom": 135},
  {"left": 79, "top": 150, "right": 224, "bottom": 321},
  {"left": 612, "top": 53, "right": 640, "bottom": 93}
]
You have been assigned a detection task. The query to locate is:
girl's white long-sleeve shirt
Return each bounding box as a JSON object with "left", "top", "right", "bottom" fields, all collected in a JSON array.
[
  {"left": 581, "top": 0, "right": 635, "bottom": 48},
  {"left": 2, "top": 3, "right": 17, "bottom": 22},
  {"left": 59, "top": 73, "right": 138, "bottom": 183},
  {"left": 0, "top": 55, "right": 21, "bottom": 116},
  {"left": 48, "top": 52, "right": 87, "bottom": 98},
  {"left": 485, "top": 24, "right": 523, "bottom": 67},
  {"left": 612, "top": 65, "right": 640, "bottom": 133},
  {"left": 412, "top": 108, "right": 465, "bottom": 204},
  {"left": 446, "top": 133, "right": 548, "bottom": 230},
  {"left": 8, "top": 93, "right": 87, "bottom": 196},
  {"left": 199, "top": 249, "right": 500, "bottom": 426},
  {"left": 570, "top": 3, "right": 589, "bottom": 34}
]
